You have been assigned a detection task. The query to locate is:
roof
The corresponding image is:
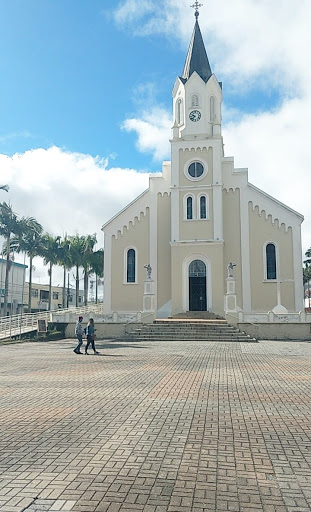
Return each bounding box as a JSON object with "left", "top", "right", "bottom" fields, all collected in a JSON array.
[
  {"left": 0, "top": 258, "right": 27, "bottom": 269},
  {"left": 181, "top": 19, "right": 212, "bottom": 83}
]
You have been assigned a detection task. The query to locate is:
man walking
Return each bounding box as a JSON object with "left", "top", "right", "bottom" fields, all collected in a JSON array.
[{"left": 73, "top": 315, "right": 84, "bottom": 354}]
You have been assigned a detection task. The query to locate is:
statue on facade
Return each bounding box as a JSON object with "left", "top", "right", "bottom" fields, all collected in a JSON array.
[
  {"left": 227, "top": 261, "right": 236, "bottom": 278},
  {"left": 144, "top": 264, "right": 152, "bottom": 280}
]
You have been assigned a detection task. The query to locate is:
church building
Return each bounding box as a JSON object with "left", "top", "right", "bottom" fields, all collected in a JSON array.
[{"left": 102, "top": 9, "right": 304, "bottom": 321}]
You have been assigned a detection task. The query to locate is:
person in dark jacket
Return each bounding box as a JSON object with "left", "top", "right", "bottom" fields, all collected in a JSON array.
[{"left": 85, "top": 318, "right": 99, "bottom": 355}]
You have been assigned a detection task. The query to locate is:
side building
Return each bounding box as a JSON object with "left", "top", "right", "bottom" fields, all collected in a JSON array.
[
  {"left": 24, "top": 283, "right": 85, "bottom": 312},
  {"left": 0, "top": 258, "right": 28, "bottom": 316}
]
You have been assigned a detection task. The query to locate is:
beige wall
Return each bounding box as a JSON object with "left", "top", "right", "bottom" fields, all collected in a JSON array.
[
  {"left": 179, "top": 191, "right": 214, "bottom": 241},
  {"left": 178, "top": 147, "right": 213, "bottom": 188},
  {"left": 238, "top": 322, "right": 311, "bottom": 341},
  {"left": 249, "top": 205, "right": 295, "bottom": 312},
  {"left": 157, "top": 193, "right": 171, "bottom": 311},
  {"left": 111, "top": 210, "right": 149, "bottom": 311},
  {"left": 223, "top": 188, "right": 243, "bottom": 309}
]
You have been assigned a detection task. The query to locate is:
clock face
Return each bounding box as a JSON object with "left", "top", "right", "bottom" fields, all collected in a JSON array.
[{"left": 189, "top": 110, "right": 201, "bottom": 122}]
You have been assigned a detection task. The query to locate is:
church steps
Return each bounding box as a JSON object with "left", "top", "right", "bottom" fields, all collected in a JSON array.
[{"left": 125, "top": 319, "right": 256, "bottom": 342}]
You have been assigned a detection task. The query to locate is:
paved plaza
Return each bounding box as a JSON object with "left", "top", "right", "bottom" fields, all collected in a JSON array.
[{"left": 0, "top": 337, "right": 310, "bottom": 512}]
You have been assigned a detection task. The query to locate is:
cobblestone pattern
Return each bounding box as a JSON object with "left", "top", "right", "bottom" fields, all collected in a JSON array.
[{"left": 0, "top": 339, "right": 310, "bottom": 512}]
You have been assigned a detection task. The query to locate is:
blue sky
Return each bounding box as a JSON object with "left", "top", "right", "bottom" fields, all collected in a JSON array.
[
  {"left": 1, "top": 0, "right": 311, "bottom": 284},
  {"left": 1, "top": 0, "right": 281, "bottom": 169},
  {"left": 1, "top": 1, "right": 180, "bottom": 171}
]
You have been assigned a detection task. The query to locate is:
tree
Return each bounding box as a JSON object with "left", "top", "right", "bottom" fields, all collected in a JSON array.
[
  {"left": 58, "top": 236, "right": 72, "bottom": 308},
  {"left": 10, "top": 217, "right": 43, "bottom": 312},
  {"left": 0, "top": 202, "right": 22, "bottom": 316},
  {"left": 302, "top": 248, "right": 311, "bottom": 309},
  {"left": 89, "top": 249, "right": 104, "bottom": 303},
  {"left": 82, "top": 234, "right": 97, "bottom": 306},
  {"left": 68, "top": 234, "right": 85, "bottom": 307},
  {"left": 303, "top": 264, "right": 311, "bottom": 286},
  {"left": 68, "top": 234, "right": 97, "bottom": 306},
  {"left": 0, "top": 185, "right": 9, "bottom": 192},
  {"left": 41, "top": 234, "right": 61, "bottom": 310}
]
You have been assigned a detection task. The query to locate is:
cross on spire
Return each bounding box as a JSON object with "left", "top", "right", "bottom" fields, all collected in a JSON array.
[{"left": 190, "top": 1, "right": 203, "bottom": 19}]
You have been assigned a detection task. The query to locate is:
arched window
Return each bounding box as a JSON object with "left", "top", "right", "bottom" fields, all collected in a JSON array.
[
  {"left": 200, "top": 196, "right": 207, "bottom": 219},
  {"left": 189, "top": 259, "right": 206, "bottom": 277},
  {"left": 191, "top": 94, "right": 199, "bottom": 107},
  {"left": 266, "top": 243, "right": 276, "bottom": 280},
  {"left": 210, "top": 96, "right": 215, "bottom": 122},
  {"left": 177, "top": 98, "right": 183, "bottom": 124},
  {"left": 187, "top": 196, "right": 193, "bottom": 219},
  {"left": 127, "top": 249, "right": 136, "bottom": 283}
]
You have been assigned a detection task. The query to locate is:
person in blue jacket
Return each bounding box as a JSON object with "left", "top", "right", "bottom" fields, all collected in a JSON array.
[{"left": 85, "top": 318, "right": 99, "bottom": 355}]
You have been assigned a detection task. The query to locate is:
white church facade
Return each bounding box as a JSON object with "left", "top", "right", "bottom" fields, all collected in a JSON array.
[{"left": 102, "top": 15, "right": 304, "bottom": 324}]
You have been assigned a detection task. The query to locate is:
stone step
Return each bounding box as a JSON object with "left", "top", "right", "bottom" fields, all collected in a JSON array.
[
  {"left": 127, "top": 336, "right": 254, "bottom": 342},
  {"left": 128, "top": 333, "right": 253, "bottom": 340},
  {"left": 123, "top": 318, "right": 257, "bottom": 343},
  {"left": 172, "top": 312, "right": 223, "bottom": 320},
  {"left": 132, "top": 328, "right": 240, "bottom": 334},
  {"left": 152, "top": 326, "right": 230, "bottom": 330},
  {"left": 155, "top": 319, "right": 228, "bottom": 324}
]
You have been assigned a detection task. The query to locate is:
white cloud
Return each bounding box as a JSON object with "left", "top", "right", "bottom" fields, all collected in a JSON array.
[
  {"left": 116, "top": 0, "right": 311, "bottom": 256},
  {"left": 114, "top": 0, "right": 311, "bottom": 92},
  {"left": 113, "top": 0, "right": 157, "bottom": 26},
  {"left": 122, "top": 107, "right": 171, "bottom": 161},
  {"left": 0, "top": 147, "right": 150, "bottom": 284}
]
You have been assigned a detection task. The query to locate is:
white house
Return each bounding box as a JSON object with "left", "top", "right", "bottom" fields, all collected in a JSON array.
[{"left": 0, "top": 257, "right": 27, "bottom": 316}]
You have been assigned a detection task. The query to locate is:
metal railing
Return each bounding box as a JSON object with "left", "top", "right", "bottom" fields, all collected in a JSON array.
[{"left": 0, "top": 304, "right": 104, "bottom": 341}]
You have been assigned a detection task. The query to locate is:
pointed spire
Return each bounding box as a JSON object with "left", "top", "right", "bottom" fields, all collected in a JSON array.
[{"left": 181, "top": 16, "right": 212, "bottom": 84}]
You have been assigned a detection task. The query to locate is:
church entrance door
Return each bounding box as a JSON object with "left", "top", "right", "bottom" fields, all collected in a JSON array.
[{"left": 189, "top": 260, "right": 207, "bottom": 311}]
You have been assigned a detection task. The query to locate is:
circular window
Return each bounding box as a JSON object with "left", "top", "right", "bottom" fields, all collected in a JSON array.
[{"left": 188, "top": 162, "right": 204, "bottom": 178}]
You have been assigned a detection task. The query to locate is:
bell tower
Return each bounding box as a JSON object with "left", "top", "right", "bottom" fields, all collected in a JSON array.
[
  {"left": 172, "top": 3, "right": 222, "bottom": 141},
  {"left": 170, "top": 2, "right": 225, "bottom": 314}
]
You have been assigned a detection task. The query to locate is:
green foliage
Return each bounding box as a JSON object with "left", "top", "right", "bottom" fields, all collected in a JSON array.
[
  {"left": 0, "top": 201, "right": 104, "bottom": 313},
  {"left": 0, "top": 202, "right": 24, "bottom": 316},
  {"left": 303, "top": 247, "right": 311, "bottom": 287}
]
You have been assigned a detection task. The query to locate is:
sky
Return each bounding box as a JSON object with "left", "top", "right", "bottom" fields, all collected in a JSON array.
[{"left": 0, "top": 0, "right": 311, "bottom": 287}]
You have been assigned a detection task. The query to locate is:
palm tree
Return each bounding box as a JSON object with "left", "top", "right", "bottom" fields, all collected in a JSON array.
[
  {"left": 68, "top": 234, "right": 97, "bottom": 307},
  {"left": 68, "top": 234, "right": 85, "bottom": 307},
  {"left": 10, "top": 217, "right": 43, "bottom": 312},
  {"left": 41, "top": 234, "right": 61, "bottom": 310},
  {"left": 0, "top": 202, "right": 22, "bottom": 316},
  {"left": 0, "top": 185, "right": 9, "bottom": 192},
  {"left": 82, "top": 234, "right": 97, "bottom": 306},
  {"left": 89, "top": 249, "right": 104, "bottom": 303},
  {"left": 58, "top": 236, "right": 72, "bottom": 308}
]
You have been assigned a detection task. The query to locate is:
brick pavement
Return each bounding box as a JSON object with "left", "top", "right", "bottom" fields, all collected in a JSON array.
[{"left": 0, "top": 338, "right": 310, "bottom": 512}]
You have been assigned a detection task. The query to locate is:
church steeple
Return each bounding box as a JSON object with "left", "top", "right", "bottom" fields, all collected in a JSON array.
[{"left": 181, "top": 9, "right": 212, "bottom": 84}]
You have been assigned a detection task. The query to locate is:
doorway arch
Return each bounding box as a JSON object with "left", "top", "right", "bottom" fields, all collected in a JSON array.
[{"left": 182, "top": 254, "right": 211, "bottom": 312}]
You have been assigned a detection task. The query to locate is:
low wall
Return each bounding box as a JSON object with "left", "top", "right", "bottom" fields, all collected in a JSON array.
[
  {"left": 64, "top": 319, "right": 311, "bottom": 342},
  {"left": 65, "top": 322, "right": 143, "bottom": 339},
  {"left": 238, "top": 322, "right": 311, "bottom": 341}
]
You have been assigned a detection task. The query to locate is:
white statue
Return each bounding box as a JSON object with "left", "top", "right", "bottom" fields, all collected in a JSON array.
[
  {"left": 144, "top": 264, "right": 152, "bottom": 279},
  {"left": 227, "top": 262, "right": 236, "bottom": 278}
]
